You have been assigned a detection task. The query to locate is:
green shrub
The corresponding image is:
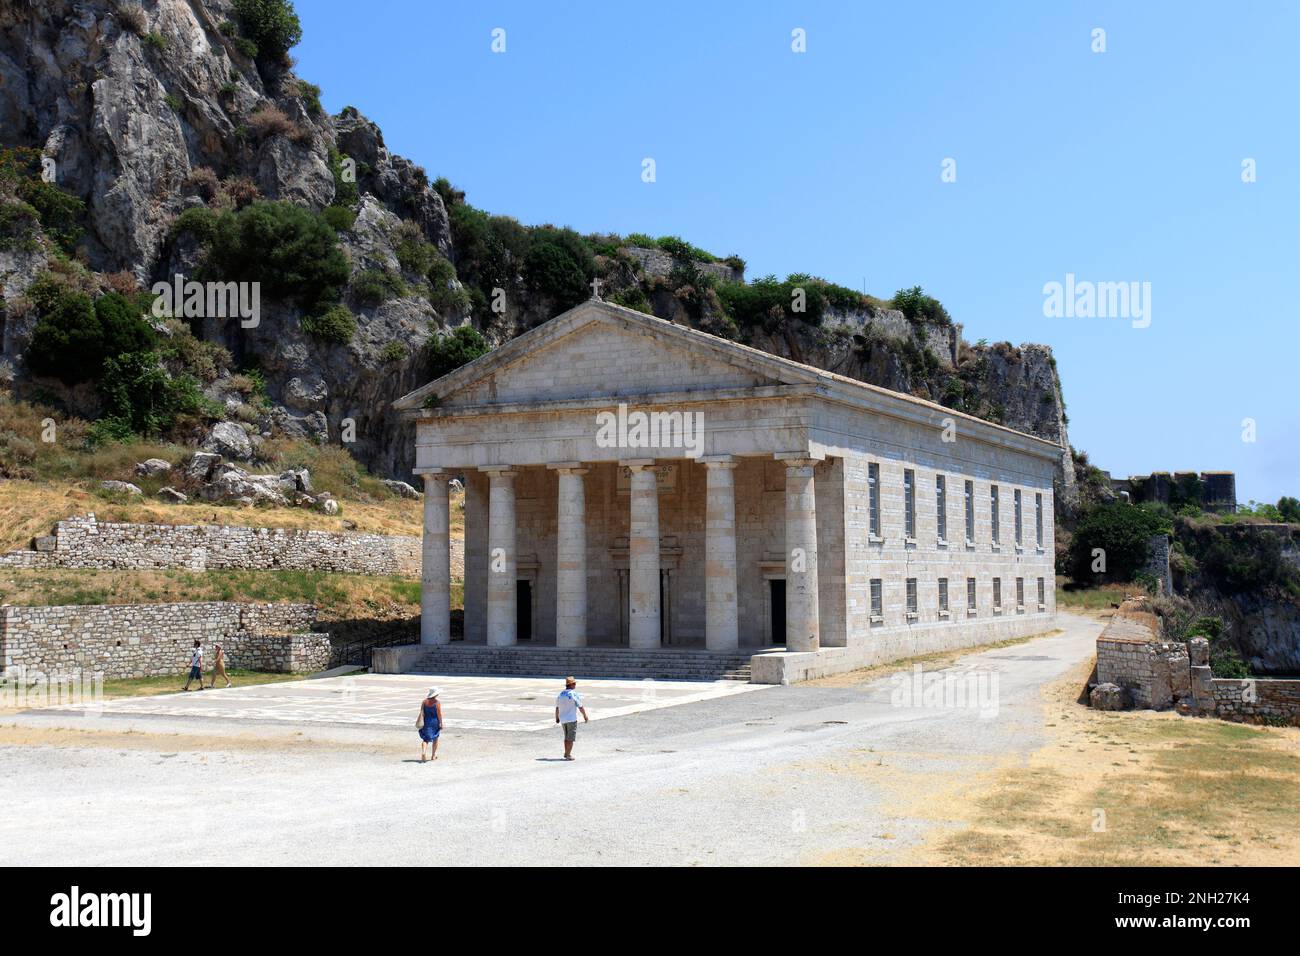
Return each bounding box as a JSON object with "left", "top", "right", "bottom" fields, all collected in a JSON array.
[
  {"left": 394, "top": 220, "right": 437, "bottom": 276},
  {"left": 25, "top": 280, "right": 156, "bottom": 384},
  {"left": 1209, "top": 645, "right": 1250, "bottom": 679},
  {"left": 608, "top": 284, "right": 652, "bottom": 314},
  {"left": 524, "top": 226, "right": 593, "bottom": 308},
  {"left": 16, "top": 178, "right": 86, "bottom": 254},
  {"left": 1277, "top": 496, "right": 1300, "bottom": 523},
  {"left": 321, "top": 205, "right": 356, "bottom": 232},
  {"left": 327, "top": 147, "right": 358, "bottom": 207},
  {"left": 351, "top": 268, "right": 406, "bottom": 307},
  {"left": 424, "top": 325, "right": 489, "bottom": 380},
  {"left": 1066, "top": 503, "right": 1171, "bottom": 583},
  {"left": 232, "top": 0, "right": 302, "bottom": 64},
  {"left": 295, "top": 80, "right": 322, "bottom": 116},
  {"left": 98, "top": 351, "right": 209, "bottom": 437},
  {"left": 0, "top": 199, "right": 41, "bottom": 251},
  {"left": 299, "top": 304, "right": 356, "bottom": 345},
  {"left": 164, "top": 93, "right": 184, "bottom": 113},
  {"left": 143, "top": 31, "right": 167, "bottom": 51},
  {"left": 171, "top": 206, "right": 219, "bottom": 243},
  {"left": 202, "top": 201, "right": 349, "bottom": 312},
  {"left": 379, "top": 341, "right": 408, "bottom": 363},
  {"left": 655, "top": 235, "right": 716, "bottom": 263},
  {"left": 891, "top": 286, "right": 952, "bottom": 327},
  {"left": 425, "top": 255, "right": 469, "bottom": 314}
]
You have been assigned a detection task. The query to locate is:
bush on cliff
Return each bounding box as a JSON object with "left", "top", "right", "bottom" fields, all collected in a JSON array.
[
  {"left": 202, "top": 201, "right": 349, "bottom": 312},
  {"left": 232, "top": 0, "right": 302, "bottom": 65},
  {"left": 424, "top": 326, "right": 489, "bottom": 381},
  {"left": 25, "top": 280, "right": 156, "bottom": 384},
  {"left": 1066, "top": 503, "right": 1171, "bottom": 584}
]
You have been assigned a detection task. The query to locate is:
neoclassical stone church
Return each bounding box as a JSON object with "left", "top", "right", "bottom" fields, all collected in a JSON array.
[{"left": 391, "top": 298, "right": 1058, "bottom": 683}]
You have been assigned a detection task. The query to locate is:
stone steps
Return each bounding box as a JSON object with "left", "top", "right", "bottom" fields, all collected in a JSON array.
[{"left": 406, "top": 645, "right": 756, "bottom": 682}]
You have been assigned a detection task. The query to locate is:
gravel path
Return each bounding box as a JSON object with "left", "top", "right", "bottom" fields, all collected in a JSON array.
[{"left": 0, "top": 613, "right": 1101, "bottom": 866}]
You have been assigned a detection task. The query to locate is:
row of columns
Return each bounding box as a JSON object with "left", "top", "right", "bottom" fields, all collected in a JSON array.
[{"left": 417, "top": 456, "right": 822, "bottom": 653}]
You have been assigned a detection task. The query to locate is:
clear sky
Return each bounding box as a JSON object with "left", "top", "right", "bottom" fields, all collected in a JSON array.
[{"left": 293, "top": 1, "right": 1298, "bottom": 505}]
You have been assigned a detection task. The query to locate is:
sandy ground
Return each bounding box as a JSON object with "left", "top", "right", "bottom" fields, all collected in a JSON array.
[{"left": 1, "top": 614, "right": 1117, "bottom": 865}]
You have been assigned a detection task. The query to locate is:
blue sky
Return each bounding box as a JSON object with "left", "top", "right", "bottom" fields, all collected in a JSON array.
[{"left": 294, "top": 1, "right": 1298, "bottom": 505}]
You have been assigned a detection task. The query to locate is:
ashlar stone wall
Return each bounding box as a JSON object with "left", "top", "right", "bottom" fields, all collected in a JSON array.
[
  {"left": 0, "top": 602, "right": 329, "bottom": 679},
  {"left": 0, "top": 514, "right": 427, "bottom": 576}
]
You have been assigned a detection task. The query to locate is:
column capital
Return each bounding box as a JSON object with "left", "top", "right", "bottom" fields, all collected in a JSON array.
[
  {"left": 412, "top": 467, "right": 448, "bottom": 477},
  {"left": 700, "top": 455, "right": 738, "bottom": 470},
  {"left": 480, "top": 466, "right": 518, "bottom": 478},
  {"left": 547, "top": 461, "right": 590, "bottom": 475},
  {"left": 775, "top": 450, "right": 825, "bottom": 465},
  {"left": 619, "top": 458, "right": 657, "bottom": 471}
]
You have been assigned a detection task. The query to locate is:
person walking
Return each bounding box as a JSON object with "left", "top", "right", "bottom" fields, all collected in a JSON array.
[
  {"left": 417, "top": 687, "right": 443, "bottom": 762},
  {"left": 208, "top": 641, "right": 232, "bottom": 689},
  {"left": 555, "top": 676, "right": 589, "bottom": 761},
  {"left": 182, "top": 640, "right": 204, "bottom": 691}
]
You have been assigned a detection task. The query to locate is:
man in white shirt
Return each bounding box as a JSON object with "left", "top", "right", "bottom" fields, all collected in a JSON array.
[
  {"left": 182, "top": 640, "right": 204, "bottom": 691},
  {"left": 554, "top": 676, "right": 589, "bottom": 761}
]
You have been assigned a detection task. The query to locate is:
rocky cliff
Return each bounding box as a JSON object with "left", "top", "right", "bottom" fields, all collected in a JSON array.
[{"left": 0, "top": 0, "right": 1074, "bottom": 500}]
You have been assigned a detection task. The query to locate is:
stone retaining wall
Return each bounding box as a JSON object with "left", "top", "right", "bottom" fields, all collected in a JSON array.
[
  {"left": 0, "top": 514, "right": 428, "bottom": 576},
  {"left": 1093, "top": 596, "right": 1300, "bottom": 726},
  {"left": 0, "top": 602, "right": 329, "bottom": 679}
]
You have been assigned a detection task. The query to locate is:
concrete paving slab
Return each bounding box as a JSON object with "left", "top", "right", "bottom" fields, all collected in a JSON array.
[{"left": 35, "top": 673, "right": 771, "bottom": 732}]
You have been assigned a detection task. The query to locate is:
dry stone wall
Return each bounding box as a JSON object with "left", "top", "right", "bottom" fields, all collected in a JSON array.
[
  {"left": 0, "top": 602, "right": 329, "bottom": 680},
  {"left": 0, "top": 514, "right": 427, "bottom": 576}
]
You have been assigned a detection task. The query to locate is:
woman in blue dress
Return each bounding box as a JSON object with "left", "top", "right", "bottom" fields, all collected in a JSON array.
[{"left": 417, "top": 687, "right": 443, "bottom": 762}]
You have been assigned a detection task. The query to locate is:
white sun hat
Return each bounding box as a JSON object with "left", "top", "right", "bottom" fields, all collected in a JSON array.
[{"left": 427, "top": 687, "right": 441, "bottom": 699}]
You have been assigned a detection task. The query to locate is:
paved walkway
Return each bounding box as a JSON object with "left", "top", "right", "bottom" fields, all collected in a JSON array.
[
  {"left": 38, "top": 673, "right": 769, "bottom": 732},
  {"left": 0, "top": 614, "right": 1103, "bottom": 866}
]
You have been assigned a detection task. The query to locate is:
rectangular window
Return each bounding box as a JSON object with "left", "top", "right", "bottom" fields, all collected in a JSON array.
[
  {"left": 868, "top": 462, "right": 881, "bottom": 537},
  {"left": 906, "top": 577, "right": 918, "bottom": 615},
  {"left": 1036, "top": 493, "right": 1044, "bottom": 548},
  {"left": 1016, "top": 577, "right": 1025, "bottom": 609},
  {"left": 938, "top": 578, "right": 949, "bottom": 613},
  {"left": 966, "top": 577, "right": 977, "bottom": 612},
  {"left": 870, "top": 578, "right": 883, "bottom": 620},
  {"left": 1037, "top": 577, "right": 1046, "bottom": 607},
  {"left": 936, "top": 475, "right": 947, "bottom": 541},
  {"left": 904, "top": 469, "right": 915, "bottom": 539},
  {"left": 993, "top": 577, "right": 1002, "bottom": 610},
  {"left": 964, "top": 480, "right": 974, "bottom": 543},
  {"left": 1014, "top": 489, "right": 1023, "bottom": 546},
  {"left": 991, "top": 485, "right": 1000, "bottom": 544}
]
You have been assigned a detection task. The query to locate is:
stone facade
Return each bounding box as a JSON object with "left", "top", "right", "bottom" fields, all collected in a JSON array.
[
  {"left": 0, "top": 514, "right": 433, "bottom": 576},
  {"left": 0, "top": 602, "right": 329, "bottom": 680},
  {"left": 392, "top": 300, "right": 1060, "bottom": 683}
]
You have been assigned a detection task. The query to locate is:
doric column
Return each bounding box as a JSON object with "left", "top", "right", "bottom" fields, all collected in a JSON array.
[
  {"left": 550, "top": 463, "right": 589, "bottom": 648},
  {"left": 463, "top": 471, "right": 489, "bottom": 644},
  {"left": 417, "top": 469, "right": 450, "bottom": 645},
  {"left": 624, "top": 460, "right": 661, "bottom": 649},
  {"left": 703, "top": 456, "right": 739, "bottom": 652},
  {"left": 780, "top": 455, "right": 820, "bottom": 652},
  {"left": 484, "top": 467, "right": 518, "bottom": 647}
]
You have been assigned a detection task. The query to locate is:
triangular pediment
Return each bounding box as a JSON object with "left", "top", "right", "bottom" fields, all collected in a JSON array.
[{"left": 394, "top": 300, "right": 821, "bottom": 412}]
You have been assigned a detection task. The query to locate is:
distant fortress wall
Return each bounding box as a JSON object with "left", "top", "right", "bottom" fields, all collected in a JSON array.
[{"left": 1109, "top": 471, "right": 1236, "bottom": 512}]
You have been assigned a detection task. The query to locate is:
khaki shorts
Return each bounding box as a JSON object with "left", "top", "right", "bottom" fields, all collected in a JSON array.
[{"left": 562, "top": 721, "right": 577, "bottom": 742}]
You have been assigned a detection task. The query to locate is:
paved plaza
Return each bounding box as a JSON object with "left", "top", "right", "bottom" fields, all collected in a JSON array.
[{"left": 39, "top": 672, "right": 770, "bottom": 732}]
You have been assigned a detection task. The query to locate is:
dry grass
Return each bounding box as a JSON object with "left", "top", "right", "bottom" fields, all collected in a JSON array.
[
  {"left": 911, "top": 658, "right": 1300, "bottom": 866},
  {"left": 0, "top": 567, "right": 452, "bottom": 617},
  {"left": 0, "top": 479, "right": 436, "bottom": 554}
]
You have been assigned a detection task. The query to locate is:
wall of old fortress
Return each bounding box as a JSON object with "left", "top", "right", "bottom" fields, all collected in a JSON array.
[
  {"left": 0, "top": 602, "right": 329, "bottom": 680},
  {"left": 0, "top": 514, "right": 424, "bottom": 576}
]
